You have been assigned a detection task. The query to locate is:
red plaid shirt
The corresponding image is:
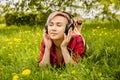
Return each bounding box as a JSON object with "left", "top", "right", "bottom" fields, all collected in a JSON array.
[{"left": 39, "top": 35, "right": 85, "bottom": 67}]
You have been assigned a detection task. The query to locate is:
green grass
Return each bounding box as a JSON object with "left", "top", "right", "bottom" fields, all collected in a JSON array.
[{"left": 0, "top": 22, "right": 120, "bottom": 80}]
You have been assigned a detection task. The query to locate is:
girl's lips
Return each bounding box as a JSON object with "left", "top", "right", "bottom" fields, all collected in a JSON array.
[{"left": 50, "top": 33, "right": 57, "bottom": 36}]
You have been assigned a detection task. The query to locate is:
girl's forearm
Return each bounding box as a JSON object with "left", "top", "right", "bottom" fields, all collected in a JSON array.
[
  {"left": 61, "top": 47, "right": 76, "bottom": 65},
  {"left": 39, "top": 48, "right": 50, "bottom": 67}
]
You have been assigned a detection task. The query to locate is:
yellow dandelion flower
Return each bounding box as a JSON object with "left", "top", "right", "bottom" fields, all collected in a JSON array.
[
  {"left": 8, "top": 54, "right": 13, "bottom": 57},
  {"left": 25, "top": 57, "right": 29, "bottom": 60},
  {"left": 0, "top": 68, "right": 4, "bottom": 71},
  {"left": 24, "top": 31, "right": 30, "bottom": 33},
  {"left": 8, "top": 42, "right": 13, "bottom": 45},
  {"left": 93, "top": 33, "right": 96, "bottom": 36},
  {"left": 12, "top": 75, "right": 19, "bottom": 80},
  {"left": 92, "top": 29, "right": 96, "bottom": 32},
  {"left": 59, "top": 74, "right": 63, "bottom": 77},
  {"left": 114, "top": 29, "right": 117, "bottom": 32},
  {"left": 101, "top": 31, "right": 104, "bottom": 34},
  {"left": 22, "top": 69, "right": 31, "bottom": 76},
  {"left": 37, "top": 32, "right": 40, "bottom": 36},
  {"left": 103, "top": 27, "right": 106, "bottom": 30},
  {"left": 71, "top": 70, "right": 76, "bottom": 74},
  {"left": 104, "top": 32, "right": 107, "bottom": 35},
  {"left": 2, "top": 46, "right": 6, "bottom": 49},
  {"left": 14, "top": 38, "right": 21, "bottom": 43},
  {"left": 28, "top": 43, "right": 31, "bottom": 45},
  {"left": 98, "top": 72, "right": 102, "bottom": 77},
  {"left": 97, "top": 26, "right": 100, "bottom": 29},
  {"left": 99, "top": 33, "right": 102, "bottom": 36}
]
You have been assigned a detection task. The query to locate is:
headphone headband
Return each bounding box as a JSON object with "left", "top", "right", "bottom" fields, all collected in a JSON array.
[{"left": 46, "top": 11, "right": 73, "bottom": 25}]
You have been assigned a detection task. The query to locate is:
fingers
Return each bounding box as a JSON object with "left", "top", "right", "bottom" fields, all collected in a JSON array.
[
  {"left": 43, "top": 28, "right": 46, "bottom": 37},
  {"left": 61, "top": 28, "right": 73, "bottom": 47},
  {"left": 43, "top": 29, "right": 50, "bottom": 40}
]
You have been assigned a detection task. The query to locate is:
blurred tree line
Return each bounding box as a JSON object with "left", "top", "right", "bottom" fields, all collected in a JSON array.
[{"left": 0, "top": 0, "right": 120, "bottom": 26}]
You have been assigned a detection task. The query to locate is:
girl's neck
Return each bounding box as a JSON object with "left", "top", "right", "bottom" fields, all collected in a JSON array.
[{"left": 53, "top": 39, "right": 63, "bottom": 48}]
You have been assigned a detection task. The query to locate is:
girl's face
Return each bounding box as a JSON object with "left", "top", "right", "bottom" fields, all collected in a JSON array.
[{"left": 48, "top": 16, "right": 68, "bottom": 40}]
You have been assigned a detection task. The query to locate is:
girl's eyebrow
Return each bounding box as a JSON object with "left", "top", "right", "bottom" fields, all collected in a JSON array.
[
  {"left": 48, "top": 22, "right": 53, "bottom": 24},
  {"left": 49, "top": 21, "right": 63, "bottom": 24}
]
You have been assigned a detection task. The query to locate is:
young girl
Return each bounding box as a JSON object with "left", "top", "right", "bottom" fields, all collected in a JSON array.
[{"left": 38, "top": 11, "right": 85, "bottom": 67}]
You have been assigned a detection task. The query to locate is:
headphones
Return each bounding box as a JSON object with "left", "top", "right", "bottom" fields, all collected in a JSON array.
[{"left": 45, "top": 12, "right": 74, "bottom": 35}]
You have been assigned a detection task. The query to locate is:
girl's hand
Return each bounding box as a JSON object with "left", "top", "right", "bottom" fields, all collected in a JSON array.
[
  {"left": 61, "top": 28, "right": 73, "bottom": 48},
  {"left": 43, "top": 29, "right": 52, "bottom": 49}
]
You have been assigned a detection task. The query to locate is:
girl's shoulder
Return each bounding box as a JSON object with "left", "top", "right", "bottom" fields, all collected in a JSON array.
[
  {"left": 71, "top": 34, "right": 83, "bottom": 40},
  {"left": 68, "top": 35, "right": 83, "bottom": 49}
]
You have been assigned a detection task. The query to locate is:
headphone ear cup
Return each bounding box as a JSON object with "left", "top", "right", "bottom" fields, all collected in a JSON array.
[
  {"left": 65, "top": 23, "right": 74, "bottom": 35},
  {"left": 65, "top": 24, "right": 71, "bottom": 35},
  {"left": 45, "top": 24, "right": 48, "bottom": 34},
  {"left": 70, "top": 23, "right": 75, "bottom": 30}
]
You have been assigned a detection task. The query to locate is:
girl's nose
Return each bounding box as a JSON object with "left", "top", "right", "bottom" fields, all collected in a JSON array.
[{"left": 51, "top": 25, "right": 56, "bottom": 29}]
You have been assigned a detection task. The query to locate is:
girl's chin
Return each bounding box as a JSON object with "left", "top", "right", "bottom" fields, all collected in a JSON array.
[
  {"left": 50, "top": 37, "right": 58, "bottom": 40},
  {"left": 50, "top": 35, "right": 64, "bottom": 40},
  {"left": 50, "top": 36, "right": 62, "bottom": 40}
]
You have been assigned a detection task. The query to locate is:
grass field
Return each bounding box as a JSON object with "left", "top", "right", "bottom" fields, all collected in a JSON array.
[{"left": 0, "top": 22, "right": 120, "bottom": 80}]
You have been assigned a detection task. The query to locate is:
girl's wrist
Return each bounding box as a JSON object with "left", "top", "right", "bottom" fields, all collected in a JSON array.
[
  {"left": 45, "top": 47, "right": 51, "bottom": 51},
  {"left": 60, "top": 46, "right": 67, "bottom": 50}
]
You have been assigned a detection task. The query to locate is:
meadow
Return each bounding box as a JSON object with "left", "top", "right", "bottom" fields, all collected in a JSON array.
[{"left": 0, "top": 21, "right": 120, "bottom": 80}]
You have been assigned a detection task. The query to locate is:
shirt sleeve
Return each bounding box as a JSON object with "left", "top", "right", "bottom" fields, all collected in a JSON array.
[
  {"left": 68, "top": 35, "right": 85, "bottom": 62},
  {"left": 73, "top": 35, "right": 84, "bottom": 57}
]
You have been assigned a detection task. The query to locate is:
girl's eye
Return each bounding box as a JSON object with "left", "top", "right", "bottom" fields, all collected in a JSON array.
[
  {"left": 48, "top": 23, "right": 53, "bottom": 26},
  {"left": 57, "top": 25, "right": 61, "bottom": 27},
  {"left": 57, "top": 24, "right": 62, "bottom": 27}
]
